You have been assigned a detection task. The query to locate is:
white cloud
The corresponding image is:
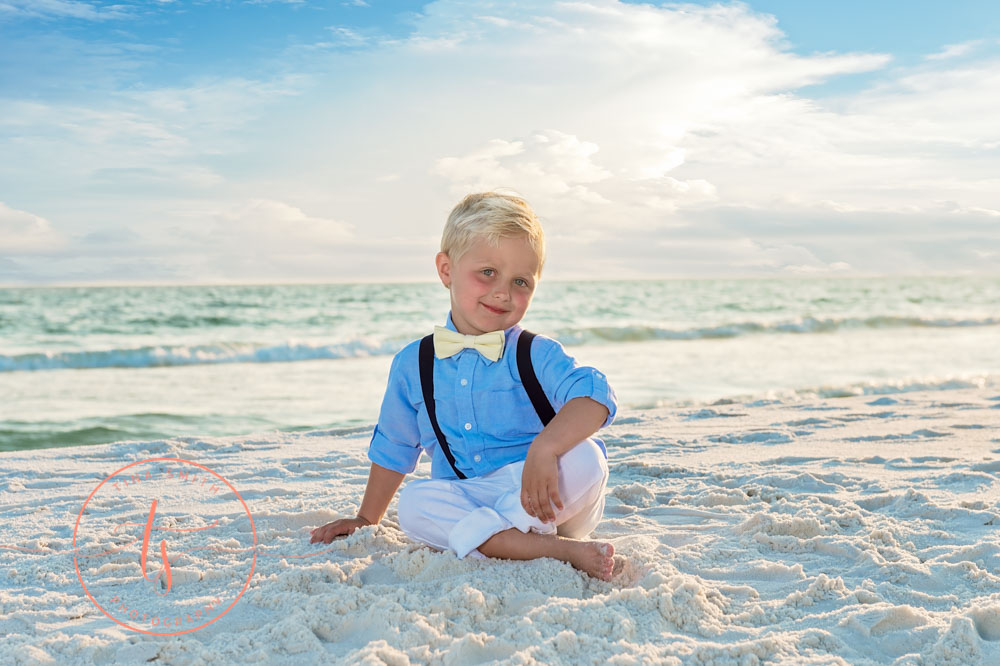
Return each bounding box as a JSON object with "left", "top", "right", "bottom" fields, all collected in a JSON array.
[
  {"left": 0, "top": 202, "right": 67, "bottom": 253},
  {"left": 653, "top": 235, "right": 854, "bottom": 275},
  {"left": 926, "top": 40, "right": 983, "bottom": 61},
  {"left": 326, "top": 26, "right": 369, "bottom": 47},
  {"left": 952, "top": 206, "right": 1000, "bottom": 218},
  {"left": 433, "top": 128, "right": 720, "bottom": 231},
  {"left": 212, "top": 199, "right": 354, "bottom": 251},
  {"left": 433, "top": 130, "right": 612, "bottom": 204}
]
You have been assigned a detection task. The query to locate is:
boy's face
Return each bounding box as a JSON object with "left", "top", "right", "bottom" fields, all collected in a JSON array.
[{"left": 435, "top": 234, "right": 541, "bottom": 336}]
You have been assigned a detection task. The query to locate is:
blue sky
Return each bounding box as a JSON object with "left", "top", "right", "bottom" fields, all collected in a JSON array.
[
  {"left": 2, "top": 1, "right": 999, "bottom": 284},
  {"left": 690, "top": 1, "right": 1000, "bottom": 56}
]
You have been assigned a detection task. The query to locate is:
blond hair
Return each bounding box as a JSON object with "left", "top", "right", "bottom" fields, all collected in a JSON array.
[{"left": 441, "top": 191, "right": 546, "bottom": 274}]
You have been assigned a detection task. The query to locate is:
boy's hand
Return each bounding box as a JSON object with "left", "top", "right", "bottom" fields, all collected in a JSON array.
[
  {"left": 309, "top": 516, "right": 371, "bottom": 544},
  {"left": 521, "top": 441, "right": 563, "bottom": 523}
]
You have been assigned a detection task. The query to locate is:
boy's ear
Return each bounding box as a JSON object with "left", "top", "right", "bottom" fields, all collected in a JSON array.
[{"left": 435, "top": 251, "right": 452, "bottom": 288}]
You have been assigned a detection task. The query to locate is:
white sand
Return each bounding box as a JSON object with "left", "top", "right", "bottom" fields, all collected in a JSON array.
[{"left": 2, "top": 387, "right": 999, "bottom": 665}]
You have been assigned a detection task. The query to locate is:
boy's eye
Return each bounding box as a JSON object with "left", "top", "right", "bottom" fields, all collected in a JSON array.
[
  {"left": 481, "top": 269, "right": 494, "bottom": 277},
  {"left": 515, "top": 278, "right": 528, "bottom": 287}
]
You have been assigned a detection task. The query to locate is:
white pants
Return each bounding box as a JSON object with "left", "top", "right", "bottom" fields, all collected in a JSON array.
[{"left": 397, "top": 438, "right": 609, "bottom": 559}]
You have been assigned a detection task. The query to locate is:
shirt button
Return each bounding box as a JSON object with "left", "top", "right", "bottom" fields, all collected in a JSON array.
[
  {"left": 460, "top": 378, "right": 468, "bottom": 386},
  {"left": 464, "top": 423, "right": 472, "bottom": 430},
  {"left": 474, "top": 455, "right": 481, "bottom": 462}
]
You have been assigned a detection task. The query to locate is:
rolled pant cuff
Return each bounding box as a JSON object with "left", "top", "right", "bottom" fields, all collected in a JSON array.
[{"left": 494, "top": 489, "right": 557, "bottom": 536}]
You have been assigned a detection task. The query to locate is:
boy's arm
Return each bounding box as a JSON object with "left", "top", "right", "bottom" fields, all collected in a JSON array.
[
  {"left": 521, "top": 396, "right": 609, "bottom": 524},
  {"left": 357, "top": 463, "right": 407, "bottom": 525},
  {"left": 310, "top": 345, "right": 420, "bottom": 544},
  {"left": 310, "top": 463, "right": 405, "bottom": 544},
  {"left": 531, "top": 396, "right": 609, "bottom": 457}
]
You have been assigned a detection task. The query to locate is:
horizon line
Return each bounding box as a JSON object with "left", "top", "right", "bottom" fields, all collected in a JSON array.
[{"left": 2, "top": 272, "right": 998, "bottom": 290}]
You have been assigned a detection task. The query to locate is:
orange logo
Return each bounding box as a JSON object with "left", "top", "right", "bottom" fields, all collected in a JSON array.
[{"left": 73, "top": 458, "right": 257, "bottom": 636}]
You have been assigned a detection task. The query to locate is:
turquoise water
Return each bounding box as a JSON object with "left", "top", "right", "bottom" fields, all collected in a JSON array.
[{"left": 2, "top": 277, "right": 999, "bottom": 451}]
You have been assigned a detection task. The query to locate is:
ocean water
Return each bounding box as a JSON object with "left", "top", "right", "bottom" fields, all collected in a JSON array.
[{"left": 1, "top": 277, "right": 998, "bottom": 452}]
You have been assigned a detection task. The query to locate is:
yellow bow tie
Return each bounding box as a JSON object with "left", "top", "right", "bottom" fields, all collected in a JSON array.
[{"left": 433, "top": 326, "right": 505, "bottom": 362}]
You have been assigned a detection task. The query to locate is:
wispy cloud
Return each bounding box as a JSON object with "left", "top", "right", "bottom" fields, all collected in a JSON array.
[
  {"left": 0, "top": 0, "right": 132, "bottom": 20},
  {"left": 0, "top": 202, "right": 67, "bottom": 253},
  {"left": 212, "top": 199, "right": 354, "bottom": 248},
  {"left": 925, "top": 40, "right": 984, "bottom": 61},
  {"left": 0, "top": 74, "right": 305, "bottom": 198},
  {"left": 325, "top": 25, "right": 369, "bottom": 47}
]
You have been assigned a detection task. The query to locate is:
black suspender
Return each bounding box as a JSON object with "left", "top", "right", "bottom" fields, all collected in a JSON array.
[
  {"left": 515, "top": 331, "right": 556, "bottom": 427},
  {"left": 418, "top": 330, "right": 555, "bottom": 479},
  {"left": 418, "top": 335, "right": 466, "bottom": 479}
]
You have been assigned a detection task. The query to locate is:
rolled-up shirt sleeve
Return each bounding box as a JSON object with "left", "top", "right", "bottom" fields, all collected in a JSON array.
[
  {"left": 367, "top": 352, "right": 423, "bottom": 474},
  {"left": 531, "top": 335, "right": 618, "bottom": 428}
]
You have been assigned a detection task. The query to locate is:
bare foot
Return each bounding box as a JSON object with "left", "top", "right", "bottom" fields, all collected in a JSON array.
[
  {"left": 564, "top": 541, "right": 615, "bottom": 581},
  {"left": 477, "top": 529, "right": 618, "bottom": 581}
]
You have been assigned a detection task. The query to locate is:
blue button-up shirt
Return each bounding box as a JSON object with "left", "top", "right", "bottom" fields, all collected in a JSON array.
[{"left": 368, "top": 313, "right": 617, "bottom": 479}]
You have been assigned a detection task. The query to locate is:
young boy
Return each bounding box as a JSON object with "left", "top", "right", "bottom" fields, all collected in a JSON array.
[{"left": 310, "top": 192, "right": 618, "bottom": 580}]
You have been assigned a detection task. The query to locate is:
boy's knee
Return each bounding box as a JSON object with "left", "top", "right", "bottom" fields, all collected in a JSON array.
[
  {"left": 396, "top": 479, "right": 458, "bottom": 533},
  {"left": 559, "top": 438, "right": 608, "bottom": 490},
  {"left": 397, "top": 481, "right": 430, "bottom": 532}
]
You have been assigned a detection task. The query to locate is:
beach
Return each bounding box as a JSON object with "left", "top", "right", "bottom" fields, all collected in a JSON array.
[{"left": 2, "top": 385, "right": 998, "bottom": 664}]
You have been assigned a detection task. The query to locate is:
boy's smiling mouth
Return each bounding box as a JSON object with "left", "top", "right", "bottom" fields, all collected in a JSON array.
[{"left": 481, "top": 303, "right": 507, "bottom": 315}]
